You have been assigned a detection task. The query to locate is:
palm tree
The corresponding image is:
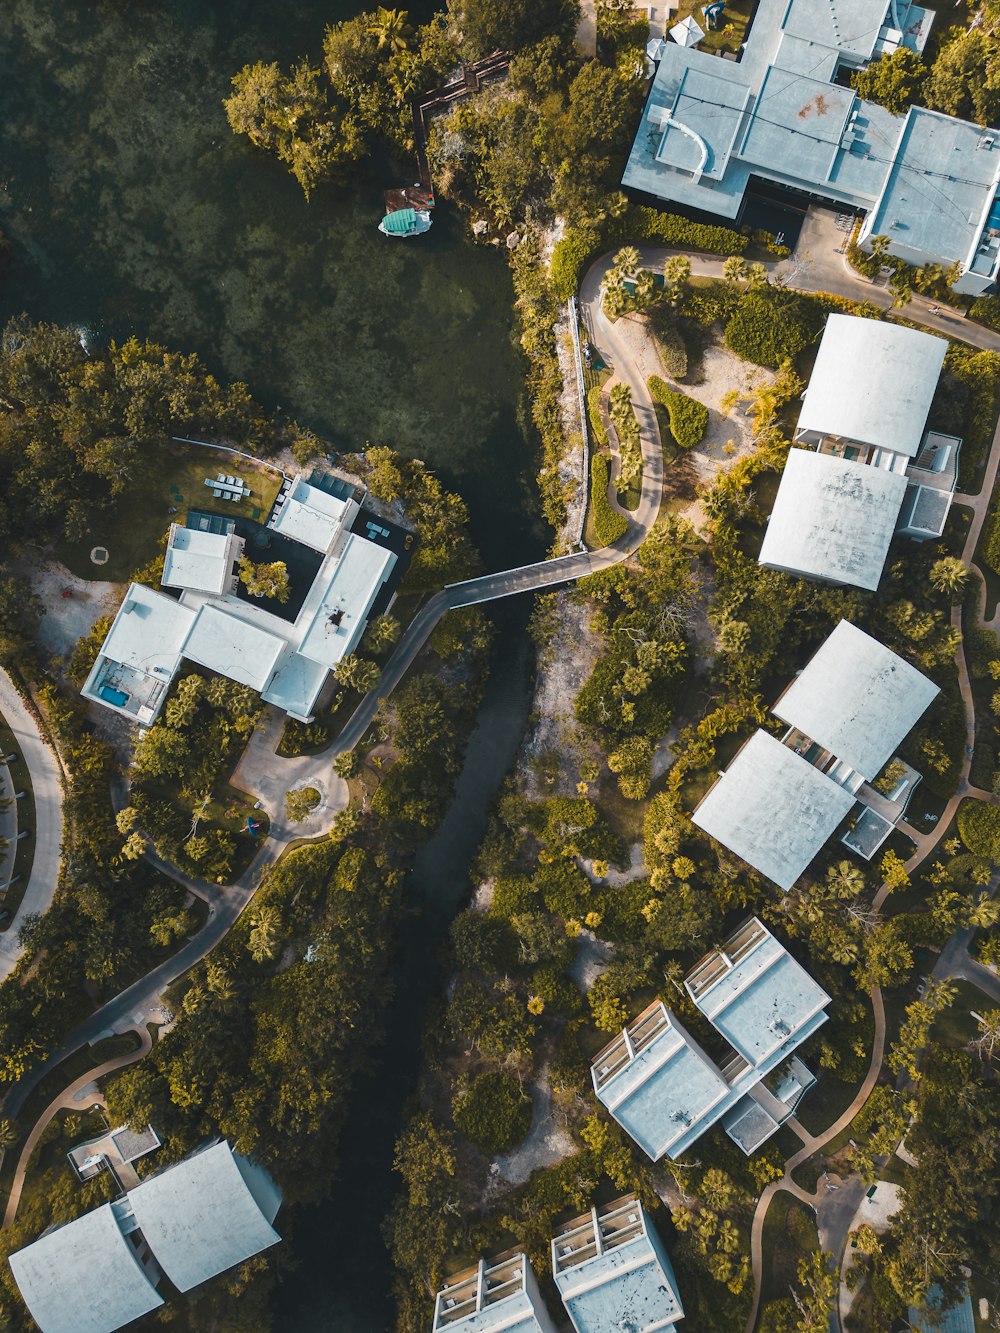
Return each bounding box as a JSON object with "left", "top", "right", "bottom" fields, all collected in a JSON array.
[
  {"left": 826, "top": 859, "right": 866, "bottom": 898},
  {"left": 929, "top": 556, "right": 969, "bottom": 599},
  {"left": 367, "top": 6, "right": 412, "bottom": 53},
  {"left": 613, "top": 246, "right": 641, "bottom": 278},
  {"left": 0, "top": 1119, "right": 17, "bottom": 1151},
  {"left": 248, "top": 906, "right": 279, "bottom": 964},
  {"left": 722, "top": 255, "right": 749, "bottom": 286}
]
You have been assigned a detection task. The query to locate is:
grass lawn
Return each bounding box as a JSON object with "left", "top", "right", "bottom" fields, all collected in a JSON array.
[
  {"left": 760, "top": 1193, "right": 819, "bottom": 1305},
  {"left": 51, "top": 442, "right": 284, "bottom": 582},
  {"left": 672, "top": 0, "right": 754, "bottom": 55},
  {"left": 0, "top": 708, "right": 36, "bottom": 929}
]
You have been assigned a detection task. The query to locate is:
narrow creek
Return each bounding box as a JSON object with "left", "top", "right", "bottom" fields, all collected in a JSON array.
[{"left": 279, "top": 600, "right": 536, "bottom": 1331}]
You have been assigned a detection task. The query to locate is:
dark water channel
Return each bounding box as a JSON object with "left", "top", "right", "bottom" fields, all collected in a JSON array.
[
  {"left": 0, "top": 0, "right": 547, "bottom": 1325},
  {"left": 280, "top": 603, "right": 535, "bottom": 1332}
]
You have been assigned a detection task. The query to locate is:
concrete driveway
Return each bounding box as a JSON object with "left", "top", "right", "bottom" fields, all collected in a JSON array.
[{"left": 0, "top": 669, "right": 64, "bottom": 981}]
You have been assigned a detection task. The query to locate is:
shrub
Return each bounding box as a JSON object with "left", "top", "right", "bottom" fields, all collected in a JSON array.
[
  {"left": 608, "top": 383, "right": 642, "bottom": 490},
  {"left": 587, "top": 384, "right": 608, "bottom": 447},
  {"left": 970, "top": 294, "right": 1000, "bottom": 332},
  {"left": 550, "top": 231, "right": 593, "bottom": 302},
  {"left": 649, "top": 308, "right": 688, "bottom": 379},
  {"left": 629, "top": 205, "right": 747, "bottom": 256},
  {"left": 648, "top": 377, "right": 708, "bottom": 448},
  {"left": 530, "top": 963, "right": 584, "bottom": 1016},
  {"left": 723, "top": 291, "right": 822, "bottom": 368},
  {"left": 589, "top": 455, "right": 628, "bottom": 546},
  {"left": 957, "top": 799, "right": 1000, "bottom": 860},
  {"left": 489, "top": 875, "right": 539, "bottom": 919},
  {"left": 452, "top": 1071, "right": 533, "bottom": 1153}
]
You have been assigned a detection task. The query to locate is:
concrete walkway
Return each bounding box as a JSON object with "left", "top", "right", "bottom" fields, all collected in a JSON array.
[
  {"left": 0, "top": 670, "right": 64, "bottom": 982},
  {"left": 229, "top": 706, "right": 349, "bottom": 842},
  {"left": 3, "top": 1026, "right": 152, "bottom": 1228}
]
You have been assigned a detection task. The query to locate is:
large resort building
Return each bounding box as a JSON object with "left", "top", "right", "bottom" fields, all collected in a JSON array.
[
  {"left": 8, "top": 1141, "right": 281, "bottom": 1333},
  {"left": 758, "top": 316, "right": 959, "bottom": 591},
  {"left": 624, "top": 0, "right": 1000, "bottom": 292},
  {"left": 592, "top": 919, "right": 829, "bottom": 1159},
  {"left": 693, "top": 620, "right": 938, "bottom": 887},
  {"left": 82, "top": 470, "right": 398, "bottom": 725}
]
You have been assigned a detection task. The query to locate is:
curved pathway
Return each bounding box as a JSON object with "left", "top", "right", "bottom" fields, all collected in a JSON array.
[
  {"left": 3, "top": 1026, "right": 153, "bottom": 1229},
  {"left": 0, "top": 670, "right": 64, "bottom": 982}
]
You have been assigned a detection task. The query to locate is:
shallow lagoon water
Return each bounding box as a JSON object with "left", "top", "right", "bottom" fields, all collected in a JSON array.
[{"left": 0, "top": 0, "right": 543, "bottom": 570}]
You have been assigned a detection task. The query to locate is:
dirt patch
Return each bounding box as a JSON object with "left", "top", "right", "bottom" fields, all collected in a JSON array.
[
  {"left": 569, "top": 931, "right": 614, "bottom": 991},
  {"left": 613, "top": 315, "right": 776, "bottom": 532},
  {"left": 490, "top": 1064, "right": 576, "bottom": 1187},
  {"left": 520, "top": 590, "right": 603, "bottom": 800},
  {"left": 18, "top": 559, "right": 124, "bottom": 662}
]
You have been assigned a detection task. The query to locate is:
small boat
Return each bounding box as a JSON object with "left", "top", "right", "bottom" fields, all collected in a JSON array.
[{"left": 379, "top": 206, "right": 432, "bottom": 238}]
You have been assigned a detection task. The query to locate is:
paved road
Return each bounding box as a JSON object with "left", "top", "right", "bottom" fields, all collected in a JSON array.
[{"left": 0, "top": 670, "right": 64, "bottom": 982}]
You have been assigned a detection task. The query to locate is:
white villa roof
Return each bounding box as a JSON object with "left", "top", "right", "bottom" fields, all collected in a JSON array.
[
  {"left": 688, "top": 921, "right": 831, "bottom": 1067},
  {"left": 758, "top": 449, "right": 908, "bottom": 591},
  {"left": 96, "top": 584, "right": 197, "bottom": 680},
  {"left": 182, "top": 603, "right": 286, "bottom": 691},
  {"left": 553, "top": 1202, "right": 683, "bottom": 1333},
  {"left": 593, "top": 1004, "right": 732, "bottom": 1160},
  {"left": 432, "top": 1253, "right": 552, "bottom": 1333},
  {"left": 9, "top": 1202, "right": 164, "bottom": 1333},
  {"left": 774, "top": 620, "right": 939, "bottom": 780},
  {"left": 261, "top": 649, "right": 330, "bottom": 720},
  {"left": 161, "top": 525, "right": 241, "bottom": 596},
  {"left": 270, "top": 478, "right": 350, "bottom": 552},
  {"left": 126, "top": 1142, "right": 280, "bottom": 1292},
  {"left": 692, "top": 730, "right": 856, "bottom": 890},
  {"left": 297, "top": 534, "right": 396, "bottom": 667},
  {"left": 797, "top": 316, "right": 947, "bottom": 456}
]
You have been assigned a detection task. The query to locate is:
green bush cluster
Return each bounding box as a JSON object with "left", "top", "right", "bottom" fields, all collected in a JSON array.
[
  {"left": 608, "top": 383, "right": 642, "bottom": 493},
  {"left": 589, "top": 454, "right": 628, "bottom": 546},
  {"left": 451, "top": 1070, "right": 533, "bottom": 1153},
  {"left": 649, "top": 307, "right": 688, "bottom": 379},
  {"left": 957, "top": 799, "right": 1000, "bottom": 859},
  {"left": 630, "top": 205, "right": 748, "bottom": 256},
  {"left": 587, "top": 383, "right": 608, "bottom": 447},
  {"left": 723, "top": 291, "right": 822, "bottom": 369},
  {"left": 550, "top": 232, "right": 593, "bottom": 303},
  {"left": 648, "top": 377, "right": 709, "bottom": 449},
  {"left": 929, "top": 345, "right": 1000, "bottom": 491},
  {"left": 970, "top": 294, "right": 1000, "bottom": 333}
]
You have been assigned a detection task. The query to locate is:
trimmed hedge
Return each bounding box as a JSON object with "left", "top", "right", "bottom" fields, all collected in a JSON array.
[
  {"left": 648, "top": 376, "right": 708, "bottom": 449},
  {"left": 723, "top": 291, "right": 822, "bottom": 369},
  {"left": 452, "top": 1070, "right": 533, "bottom": 1153},
  {"left": 957, "top": 798, "right": 1000, "bottom": 860},
  {"left": 649, "top": 307, "right": 688, "bottom": 379},
  {"left": 589, "top": 454, "right": 629, "bottom": 546},
  {"left": 587, "top": 384, "right": 608, "bottom": 447},
  {"left": 550, "top": 232, "right": 593, "bottom": 303}
]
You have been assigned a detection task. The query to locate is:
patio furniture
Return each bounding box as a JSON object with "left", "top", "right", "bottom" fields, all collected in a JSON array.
[
  {"left": 213, "top": 488, "right": 222, "bottom": 498},
  {"left": 225, "top": 475, "right": 236, "bottom": 486}
]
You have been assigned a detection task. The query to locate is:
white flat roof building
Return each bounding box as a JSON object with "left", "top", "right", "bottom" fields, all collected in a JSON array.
[
  {"left": 125, "top": 1141, "right": 281, "bottom": 1293},
  {"left": 795, "top": 316, "right": 947, "bottom": 457},
  {"left": 773, "top": 620, "right": 939, "bottom": 781},
  {"left": 692, "top": 730, "right": 856, "bottom": 890},
  {"left": 685, "top": 918, "right": 831, "bottom": 1069},
  {"left": 433, "top": 1251, "right": 558, "bottom": 1333},
  {"left": 9, "top": 1200, "right": 164, "bottom": 1333},
  {"left": 182, "top": 602, "right": 287, "bottom": 692},
  {"left": 83, "top": 471, "right": 397, "bottom": 726},
  {"left": 552, "top": 1196, "right": 684, "bottom": 1332},
  {"left": 758, "top": 449, "right": 908, "bottom": 591},
  {"left": 593, "top": 922, "right": 830, "bottom": 1160},
  {"left": 161, "top": 524, "right": 244, "bottom": 596},
  {"left": 297, "top": 533, "right": 397, "bottom": 668},
  {"left": 270, "top": 477, "right": 354, "bottom": 553}
]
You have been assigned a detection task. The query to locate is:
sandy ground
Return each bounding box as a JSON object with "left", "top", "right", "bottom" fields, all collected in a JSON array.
[
  {"left": 17, "top": 559, "right": 123, "bottom": 662},
  {"left": 492, "top": 1064, "right": 576, "bottom": 1186},
  {"left": 553, "top": 307, "right": 588, "bottom": 551},
  {"left": 613, "top": 313, "right": 776, "bottom": 532},
  {"left": 521, "top": 591, "right": 602, "bottom": 800},
  {"left": 582, "top": 842, "right": 647, "bottom": 887},
  {"left": 569, "top": 931, "right": 614, "bottom": 991}
]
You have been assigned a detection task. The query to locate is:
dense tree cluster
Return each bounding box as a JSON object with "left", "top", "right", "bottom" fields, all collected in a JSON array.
[{"left": 0, "top": 319, "right": 274, "bottom": 544}]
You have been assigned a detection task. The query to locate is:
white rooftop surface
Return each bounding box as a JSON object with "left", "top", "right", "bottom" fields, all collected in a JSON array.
[
  {"left": 99, "top": 583, "right": 197, "bottom": 678},
  {"left": 556, "top": 1235, "right": 683, "bottom": 1332},
  {"left": 692, "top": 730, "right": 856, "bottom": 890},
  {"left": 437, "top": 1291, "right": 544, "bottom": 1333},
  {"left": 182, "top": 602, "right": 286, "bottom": 691},
  {"left": 692, "top": 933, "right": 831, "bottom": 1066},
  {"left": 595, "top": 1012, "right": 732, "bottom": 1160},
  {"left": 270, "top": 478, "right": 349, "bottom": 552},
  {"left": 298, "top": 534, "right": 396, "bottom": 667},
  {"left": 9, "top": 1203, "right": 164, "bottom": 1333},
  {"left": 161, "top": 526, "right": 237, "bottom": 595},
  {"left": 262, "top": 649, "right": 330, "bottom": 719},
  {"left": 797, "top": 316, "right": 947, "bottom": 456},
  {"left": 774, "top": 620, "right": 939, "bottom": 780},
  {"left": 758, "top": 449, "right": 907, "bottom": 591},
  {"left": 126, "top": 1142, "right": 280, "bottom": 1292}
]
